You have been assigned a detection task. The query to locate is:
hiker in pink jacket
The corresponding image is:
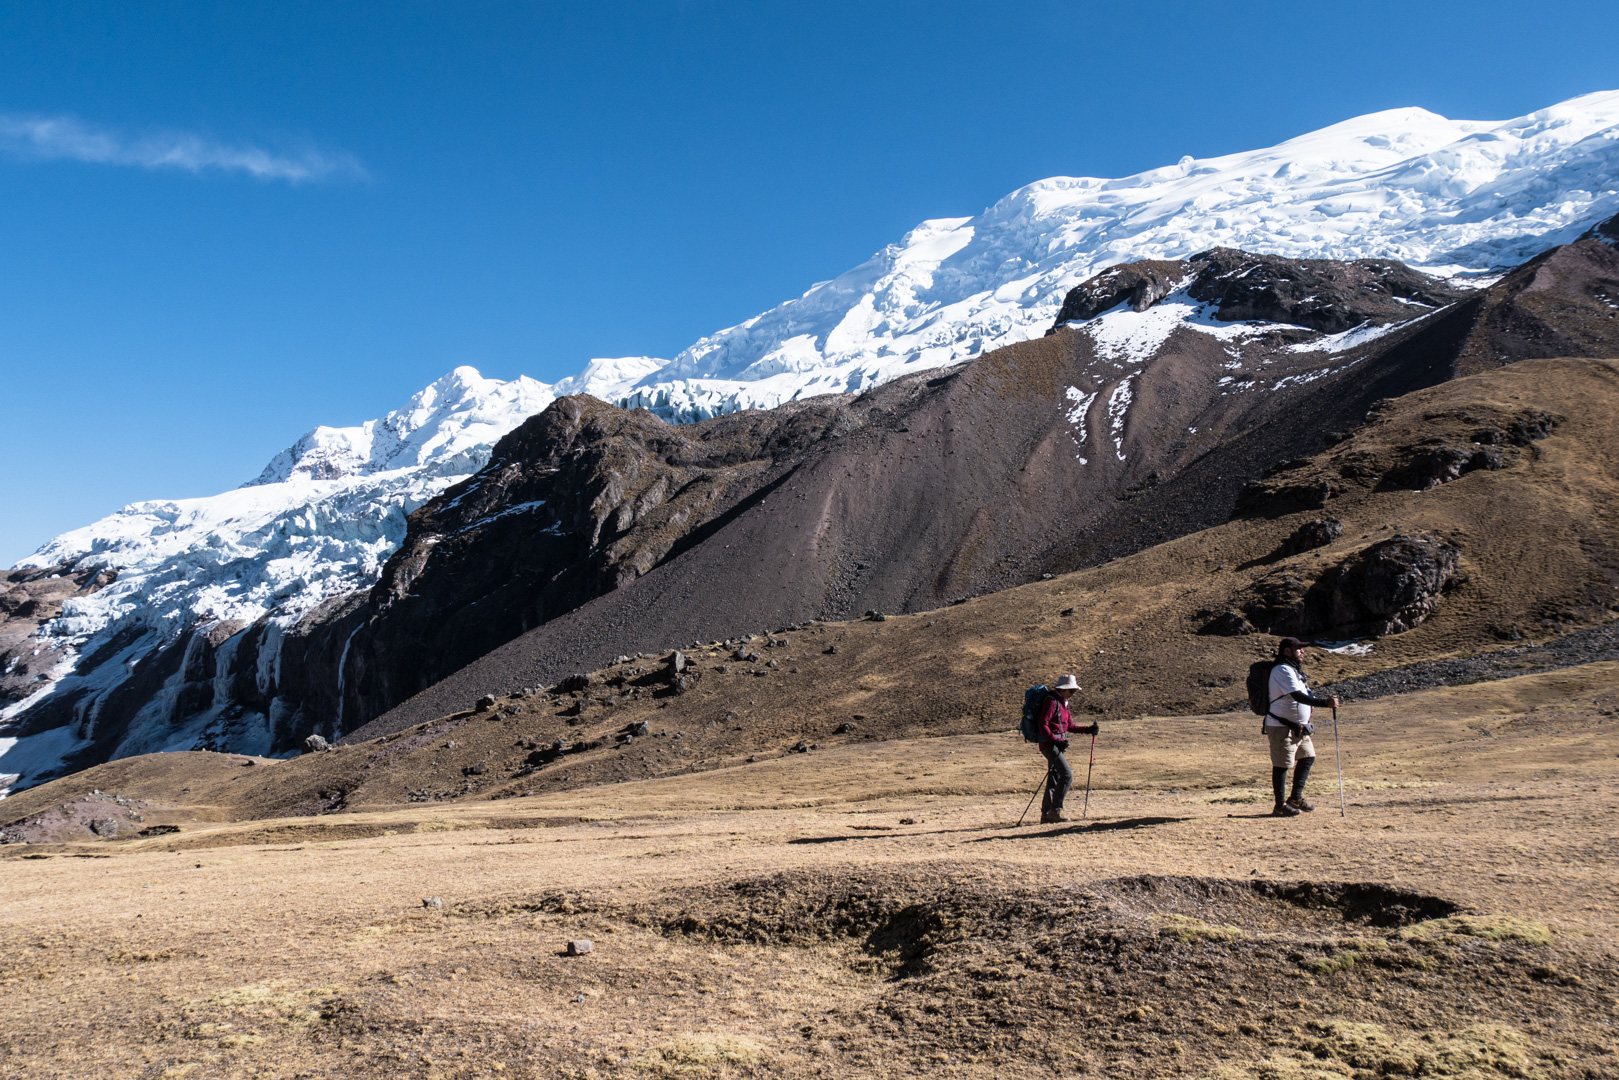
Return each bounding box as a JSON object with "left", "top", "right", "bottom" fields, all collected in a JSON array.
[{"left": 1037, "top": 674, "right": 1099, "bottom": 824}]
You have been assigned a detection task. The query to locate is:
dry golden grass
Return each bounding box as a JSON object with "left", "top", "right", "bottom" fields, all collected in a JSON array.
[{"left": 3, "top": 663, "right": 1616, "bottom": 1078}]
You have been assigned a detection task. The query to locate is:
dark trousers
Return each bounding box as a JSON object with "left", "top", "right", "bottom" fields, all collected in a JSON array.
[{"left": 1041, "top": 743, "right": 1073, "bottom": 819}]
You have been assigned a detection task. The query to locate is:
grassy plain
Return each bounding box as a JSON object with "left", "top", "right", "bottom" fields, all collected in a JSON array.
[{"left": 3, "top": 664, "right": 1615, "bottom": 1079}]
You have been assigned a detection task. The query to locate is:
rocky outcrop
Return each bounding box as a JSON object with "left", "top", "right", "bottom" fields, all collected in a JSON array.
[
  {"left": 1183, "top": 249, "right": 1466, "bottom": 332},
  {"left": 1241, "top": 535, "right": 1461, "bottom": 638},
  {"left": 1050, "top": 248, "right": 1469, "bottom": 335},
  {"left": 1049, "top": 259, "right": 1185, "bottom": 325}
]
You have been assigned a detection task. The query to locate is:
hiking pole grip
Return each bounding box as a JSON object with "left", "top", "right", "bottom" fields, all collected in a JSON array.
[{"left": 1333, "top": 704, "right": 1346, "bottom": 819}]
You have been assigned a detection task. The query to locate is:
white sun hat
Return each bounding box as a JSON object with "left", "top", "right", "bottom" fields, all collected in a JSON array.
[{"left": 1054, "top": 674, "right": 1081, "bottom": 691}]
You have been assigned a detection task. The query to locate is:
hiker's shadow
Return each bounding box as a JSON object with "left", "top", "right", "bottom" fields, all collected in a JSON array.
[{"left": 971, "top": 815, "right": 1189, "bottom": 841}]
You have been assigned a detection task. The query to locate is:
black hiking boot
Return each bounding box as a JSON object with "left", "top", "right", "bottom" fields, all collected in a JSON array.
[
  {"left": 1286, "top": 795, "right": 1314, "bottom": 813},
  {"left": 1271, "top": 802, "right": 1301, "bottom": 817}
]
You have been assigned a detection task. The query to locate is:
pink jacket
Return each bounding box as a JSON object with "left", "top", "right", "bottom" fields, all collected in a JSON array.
[{"left": 1038, "top": 695, "right": 1074, "bottom": 746}]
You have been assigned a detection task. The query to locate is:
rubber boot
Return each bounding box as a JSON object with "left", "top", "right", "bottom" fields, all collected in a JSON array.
[
  {"left": 1272, "top": 767, "right": 1298, "bottom": 816},
  {"left": 1288, "top": 757, "right": 1315, "bottom": 812}
]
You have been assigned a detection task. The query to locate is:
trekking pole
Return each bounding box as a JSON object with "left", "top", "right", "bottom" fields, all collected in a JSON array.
[
  {"left": 1081, "top": 732, "right": 1097, "bottom": 818},
  {"left": 1333, "top": 704, "right": 1346, "bottom": 819},
  {"left": 1017, "top": 769, "right": 1052, "bottom": 827}
]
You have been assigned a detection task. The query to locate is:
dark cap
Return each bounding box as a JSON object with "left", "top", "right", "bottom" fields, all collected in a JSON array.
[{"left": 1277, "top": 636, "right": 1307, "bottom": 650}]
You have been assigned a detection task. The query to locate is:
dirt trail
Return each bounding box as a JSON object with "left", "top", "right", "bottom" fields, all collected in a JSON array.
[{"left": 2, "top": 664, "right": 1615, "bottom": 1078}]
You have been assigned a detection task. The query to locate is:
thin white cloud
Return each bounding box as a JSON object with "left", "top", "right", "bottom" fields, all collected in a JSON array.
[{"left": 0, "top": 112, "right": 367, "bottom": 183}]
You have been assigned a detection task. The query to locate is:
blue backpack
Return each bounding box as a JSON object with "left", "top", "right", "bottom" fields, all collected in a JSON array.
[{"left": 1019, "top": 685, "right": 1052, "bottom": 743}]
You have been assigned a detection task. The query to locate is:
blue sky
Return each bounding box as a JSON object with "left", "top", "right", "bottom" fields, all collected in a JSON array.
[{"left": 2, "top": 1, "right": 1617, "bottom": 566}]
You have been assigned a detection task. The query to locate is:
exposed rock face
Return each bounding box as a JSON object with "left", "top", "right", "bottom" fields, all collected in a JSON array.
[
  {"left": 0, "top": 565, "right": 116, "bottom": 705},
  {"left": 1183, "top": 249, "right": 1466, "bottom": 332},
  {"left": 1049, "top": 248, "right": 1468, "bottom": 335},
  {"left": 1242, "top": 535, "right": 1461, "bottom": 638},
  {"left": 317, "top": 392, "right": 861, "bottom": 726},
  {"left": 1049, "top": 260, "right": 1185, "bottom": 324}
]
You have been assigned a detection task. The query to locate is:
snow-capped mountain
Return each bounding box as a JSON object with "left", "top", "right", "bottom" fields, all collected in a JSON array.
[
  {"left": 23, "top": 368, "right": 546, "bottom": 635},
  {"left": 4, "top": 89, "right": 1619, "bottom": 795},
  {"left": 611, "top": 89, "right": 1619, "bottom": 421}
]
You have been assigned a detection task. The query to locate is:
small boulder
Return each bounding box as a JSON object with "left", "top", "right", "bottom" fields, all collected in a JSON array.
[
  {"left": 628, "top": 720, "right": 650, "bottom": 737},
  {"left": 566, "top": 940, "right": 593, "bottom": 957},
  {"left": 793, "top": 740, "right": 811, "bottom": 753},
  {"left": 303, "top": 734, "right": 332, "bottom": 754},
  {"left": 475, "top": 694, "right": 498, "bottom": 712},
  {"left": 1278, "top": 517, "right": 1343, "bottom": 557},
  {"left": 1199, "top": 610, "right": 1254, "bottom": 636},
  {"left": 824, "top": 645, "right": 839, "bottom": 655},
  {"left": 667, "top": 650, "right": 689, "bottom": 675},
  {"left": 422, "top": 897, "right": 443, "bottom": 909},
  {"left": 556, "top": 674, "right": 593, "bottom": 694},
  {"left": 835, "top": 722, "right": 855, "bottom": 734},
  {"left": 464, "top": 763, "right": 488, "bottom": 776}
]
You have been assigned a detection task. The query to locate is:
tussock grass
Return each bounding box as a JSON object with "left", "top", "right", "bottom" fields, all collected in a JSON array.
[
  {"left": 1157, "top": 914, "right": 1246, "bottom": 943},
  {"left": 1400, "top": 914, "right": 1553, "bottom": 946}
]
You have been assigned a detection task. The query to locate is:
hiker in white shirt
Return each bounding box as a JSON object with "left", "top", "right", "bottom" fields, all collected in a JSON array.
[{"left": 1265, "top": 636, "right": 1339, "bottom": 817}]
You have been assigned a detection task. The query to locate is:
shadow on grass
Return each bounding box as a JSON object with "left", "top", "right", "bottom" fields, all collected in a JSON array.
[
  {"left": 969, "top": 815, "right": 1190, "bottom": 841},
  {"left": 786, "top": 821, "right": 1028, "bottom": 845}
]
